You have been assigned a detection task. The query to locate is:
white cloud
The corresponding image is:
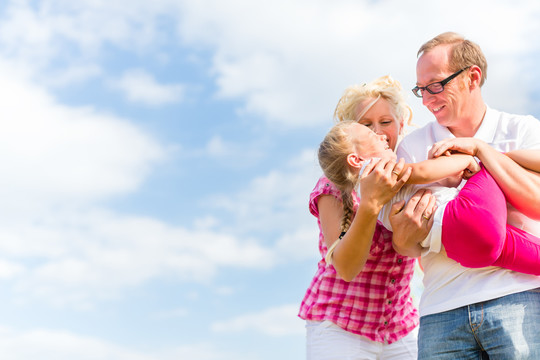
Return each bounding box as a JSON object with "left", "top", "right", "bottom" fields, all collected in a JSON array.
[
  {"left": 0, "top": 326, "right": 246, "bottom": 360},
  {"left": 0, "top": 260, "right": 25, "bottom": 279},
  {"left": 45, "top": 64, "right": 103, "bottom": 87},
  {"left": 0, "top": 1, "right": 178, "bottom": 67},
  {"left": 0, "top": 60, "right": 165, "bottom": 210},
  {"left": 0, "top": 327, "right": 155, "bottom": 360},
  {"left": 0, "top": 0, "right": 537, "bottom": 126},
  {"left": 275, "top": 227, "right": 319, "bottom": 261},
  {"left": 0, "top": 0, "right": 537, "bottom": 127},
  {"left": 0, "top": 147, "right": 318, "bottom": 308},
  {"left": 175, "top": 0, "right": 540, "bottom": 127},
  {"left": 110, "top": 68, "right": 185, "bottom": 106},
  {"left": 209, "top": 149, "right": 321, "bottom": 238},
  {"left": 202, "top": 135, "right": 266, "bottom": 168},
  {"left": 211, "top": 304, "right": 304, "bottom": 336},
  {"left": 1, "top": 208, "right": 275, "bottom": 308}
]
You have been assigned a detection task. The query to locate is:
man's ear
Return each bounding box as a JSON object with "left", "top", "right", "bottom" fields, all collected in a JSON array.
[
  {"left": 347, "top": 153, "right": 364, "bottom": 168},
  {"left": 468, "top": 65, "right": 482, "bottom": 89}
]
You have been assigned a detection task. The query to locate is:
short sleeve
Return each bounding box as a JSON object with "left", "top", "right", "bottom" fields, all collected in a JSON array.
[
  {"left": 518, "top": 115, "right": 540, "bottom": 150},
  {"left": 309, "top": 176, "right": 342, "bottom": 218}
]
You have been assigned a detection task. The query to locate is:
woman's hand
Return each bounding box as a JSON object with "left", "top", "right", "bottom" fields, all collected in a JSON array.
[{"left": 359, "top": 157, "right": 411, "bottom": 211}]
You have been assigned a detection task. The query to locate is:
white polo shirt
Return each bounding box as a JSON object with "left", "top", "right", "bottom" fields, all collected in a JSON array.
[{"left": 396, "top": 106, "right": 540, "bottom": 317}]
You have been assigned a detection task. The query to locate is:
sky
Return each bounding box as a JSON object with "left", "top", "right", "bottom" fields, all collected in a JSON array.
[{"left": 0, "top": 0, "right": 538, "bottom": 359}]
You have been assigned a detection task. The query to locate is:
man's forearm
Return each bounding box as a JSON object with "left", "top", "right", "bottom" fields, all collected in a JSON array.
[
  {"left": 392, "top": 234, "right": 423, "bottom": 257},
  {"left": 477, "top": 143, "right": 540, "bottom": 219}
]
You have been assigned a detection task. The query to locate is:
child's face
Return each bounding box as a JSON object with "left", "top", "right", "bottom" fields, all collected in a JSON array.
[
  {"left": 347, "top": 123, "right": 397, "bottom": 161},
  {"left": 356, "top": 98, "right": 403, "bottom": 151}
]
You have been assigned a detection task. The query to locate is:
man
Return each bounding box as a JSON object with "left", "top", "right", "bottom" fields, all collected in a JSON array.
[{"left": 391, "top": 32, "right": 540, "bottom": 359}]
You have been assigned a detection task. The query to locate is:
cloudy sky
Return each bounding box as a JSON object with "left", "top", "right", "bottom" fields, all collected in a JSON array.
[{"left": 0, "top": 0, "right": 538, "bottom": 359}]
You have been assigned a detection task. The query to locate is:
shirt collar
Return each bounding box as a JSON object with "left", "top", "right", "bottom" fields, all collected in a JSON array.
[
  {"left": 473, "top": 105, "right": 497, "bottom": 143},
  {"left": 431, "top": 121, "right": 454, "bottom": 141},
  {"left": 431, "top": 104, "right": 496, "bottom": 142}
]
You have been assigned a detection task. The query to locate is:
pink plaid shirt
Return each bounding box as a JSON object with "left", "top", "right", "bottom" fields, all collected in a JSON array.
[{"left": 298, "top": 176, "right": 418, "bottom": 344}]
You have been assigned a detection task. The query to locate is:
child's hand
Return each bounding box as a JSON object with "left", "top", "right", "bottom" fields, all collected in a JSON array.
[{"left": 463, "top": 158, "right": 481, "bottom": 180}]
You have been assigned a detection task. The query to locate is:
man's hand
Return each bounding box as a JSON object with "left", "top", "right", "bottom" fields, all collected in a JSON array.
[
  {"left": 389, "top": 189, "right": 436, "bottom": 257},
  {"left": 429, "top": 137, "right": 484, "bottom": 158}
]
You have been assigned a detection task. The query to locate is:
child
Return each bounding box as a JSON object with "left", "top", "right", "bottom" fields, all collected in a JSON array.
[{"left": 319, "top": 120, "right": 540, "bottom": 275}]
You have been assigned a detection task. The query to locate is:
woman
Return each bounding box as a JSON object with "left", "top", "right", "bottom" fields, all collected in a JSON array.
[{"left": 298, "top": 76, "right": 429, "bottom": 360}]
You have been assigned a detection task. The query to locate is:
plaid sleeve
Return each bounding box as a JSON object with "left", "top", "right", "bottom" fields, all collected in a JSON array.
[{"left": 309, "top": 176, "right": 342, "bottom": 218}]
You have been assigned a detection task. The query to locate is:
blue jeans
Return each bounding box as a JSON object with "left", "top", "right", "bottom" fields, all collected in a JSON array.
[{"left": 418, "top": 288, "right": 540, "bottom": 360}]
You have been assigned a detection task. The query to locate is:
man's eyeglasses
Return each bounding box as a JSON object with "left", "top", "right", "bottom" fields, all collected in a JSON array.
[{"left": 412, "top": 67, "right": 470, "bottom": 98}]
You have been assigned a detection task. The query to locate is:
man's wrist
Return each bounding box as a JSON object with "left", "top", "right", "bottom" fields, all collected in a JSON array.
[{"left": 392, "top": 238, "right": 422, "bottom": 257}]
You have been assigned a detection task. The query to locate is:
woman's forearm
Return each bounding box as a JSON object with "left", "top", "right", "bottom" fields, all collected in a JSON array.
[
  {"left": 331, "top": 199, "right": 381, "bottom": 281},
  {"left": 319, "top": 195, "right": 381, "bottom": 282}
]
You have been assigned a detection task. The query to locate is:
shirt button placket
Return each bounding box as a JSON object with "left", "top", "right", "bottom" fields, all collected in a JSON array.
[{"left": 385, "top": 258, "right": 402, "bottom": 327}]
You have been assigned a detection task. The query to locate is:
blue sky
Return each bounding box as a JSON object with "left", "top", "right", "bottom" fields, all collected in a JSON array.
[{"left": 0, "top": 0, "right": 538, "bottom": 359}]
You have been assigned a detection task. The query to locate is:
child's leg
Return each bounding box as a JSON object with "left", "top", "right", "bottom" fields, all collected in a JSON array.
[
  {"left": 442, "top": 166, "right": 506, "bottom": 267},
  {"left": 442, "top": 165, "right": 540, "bottom": 275}
]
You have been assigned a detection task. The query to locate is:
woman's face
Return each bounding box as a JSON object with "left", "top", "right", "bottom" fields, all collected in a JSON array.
[{"left": 355, "top": 97, "right": 403, "bottom": 151}]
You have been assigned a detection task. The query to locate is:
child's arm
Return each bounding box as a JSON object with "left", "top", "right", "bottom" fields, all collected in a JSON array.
[
  {"left": 505, "top": 149, "right": 540, "bottom": 172},
  {"left": 404, "top": 154, "right": 478, "bottom": 185}
]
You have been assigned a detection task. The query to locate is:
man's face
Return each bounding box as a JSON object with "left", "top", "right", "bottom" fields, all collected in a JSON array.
[{"left": 416, "top": 45, "right": 468, "bottom": 130}]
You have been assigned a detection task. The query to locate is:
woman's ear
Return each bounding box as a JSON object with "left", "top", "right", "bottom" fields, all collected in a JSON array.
[{"left": 347, "top": 153, "right": 364, "bottom": 168}]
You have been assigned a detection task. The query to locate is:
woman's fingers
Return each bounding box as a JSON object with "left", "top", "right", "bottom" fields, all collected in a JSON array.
[{"left": 360, "top": 158, "right": 380, "bottom": 178}]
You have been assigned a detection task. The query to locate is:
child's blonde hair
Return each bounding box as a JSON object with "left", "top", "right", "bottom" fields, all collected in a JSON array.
[
  {"left": 318, "top": 121, "right": 358, "bottom": 233},
  {"left": 326, "top": 75, "right": 411, "bottom": 234},
  {"left": 334, "top": 75, "right": 413, "bottom": 127}
]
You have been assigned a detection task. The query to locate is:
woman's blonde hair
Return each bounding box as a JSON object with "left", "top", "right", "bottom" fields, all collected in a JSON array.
[
  {"left": 327, "top": 75, "right": 411, "bottom": 233},
  {"left": 333, "top": 75, "right": 413, "bottom": 127},
  {"left": 318, "top": 120, "right": 358, "bottom": 233}
]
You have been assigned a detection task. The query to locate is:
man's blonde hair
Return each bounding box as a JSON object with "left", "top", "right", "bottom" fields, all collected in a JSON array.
[{"left": 418, "top": 32, "right": 488, "bottom": 86}]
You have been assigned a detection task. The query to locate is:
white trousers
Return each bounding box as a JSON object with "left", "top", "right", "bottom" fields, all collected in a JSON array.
[{"left": 306, "top": 320, "right": 418, "bottom": 360}]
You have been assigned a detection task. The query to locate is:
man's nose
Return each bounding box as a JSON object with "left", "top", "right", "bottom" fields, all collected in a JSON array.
[{"left": 422, "top": 91, "right": 435, "bottom": 106}]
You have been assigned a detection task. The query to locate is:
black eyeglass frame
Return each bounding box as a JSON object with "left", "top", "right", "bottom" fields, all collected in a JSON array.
[{"left": 412, "top": 67, "right": 470, "bottom": 98}]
